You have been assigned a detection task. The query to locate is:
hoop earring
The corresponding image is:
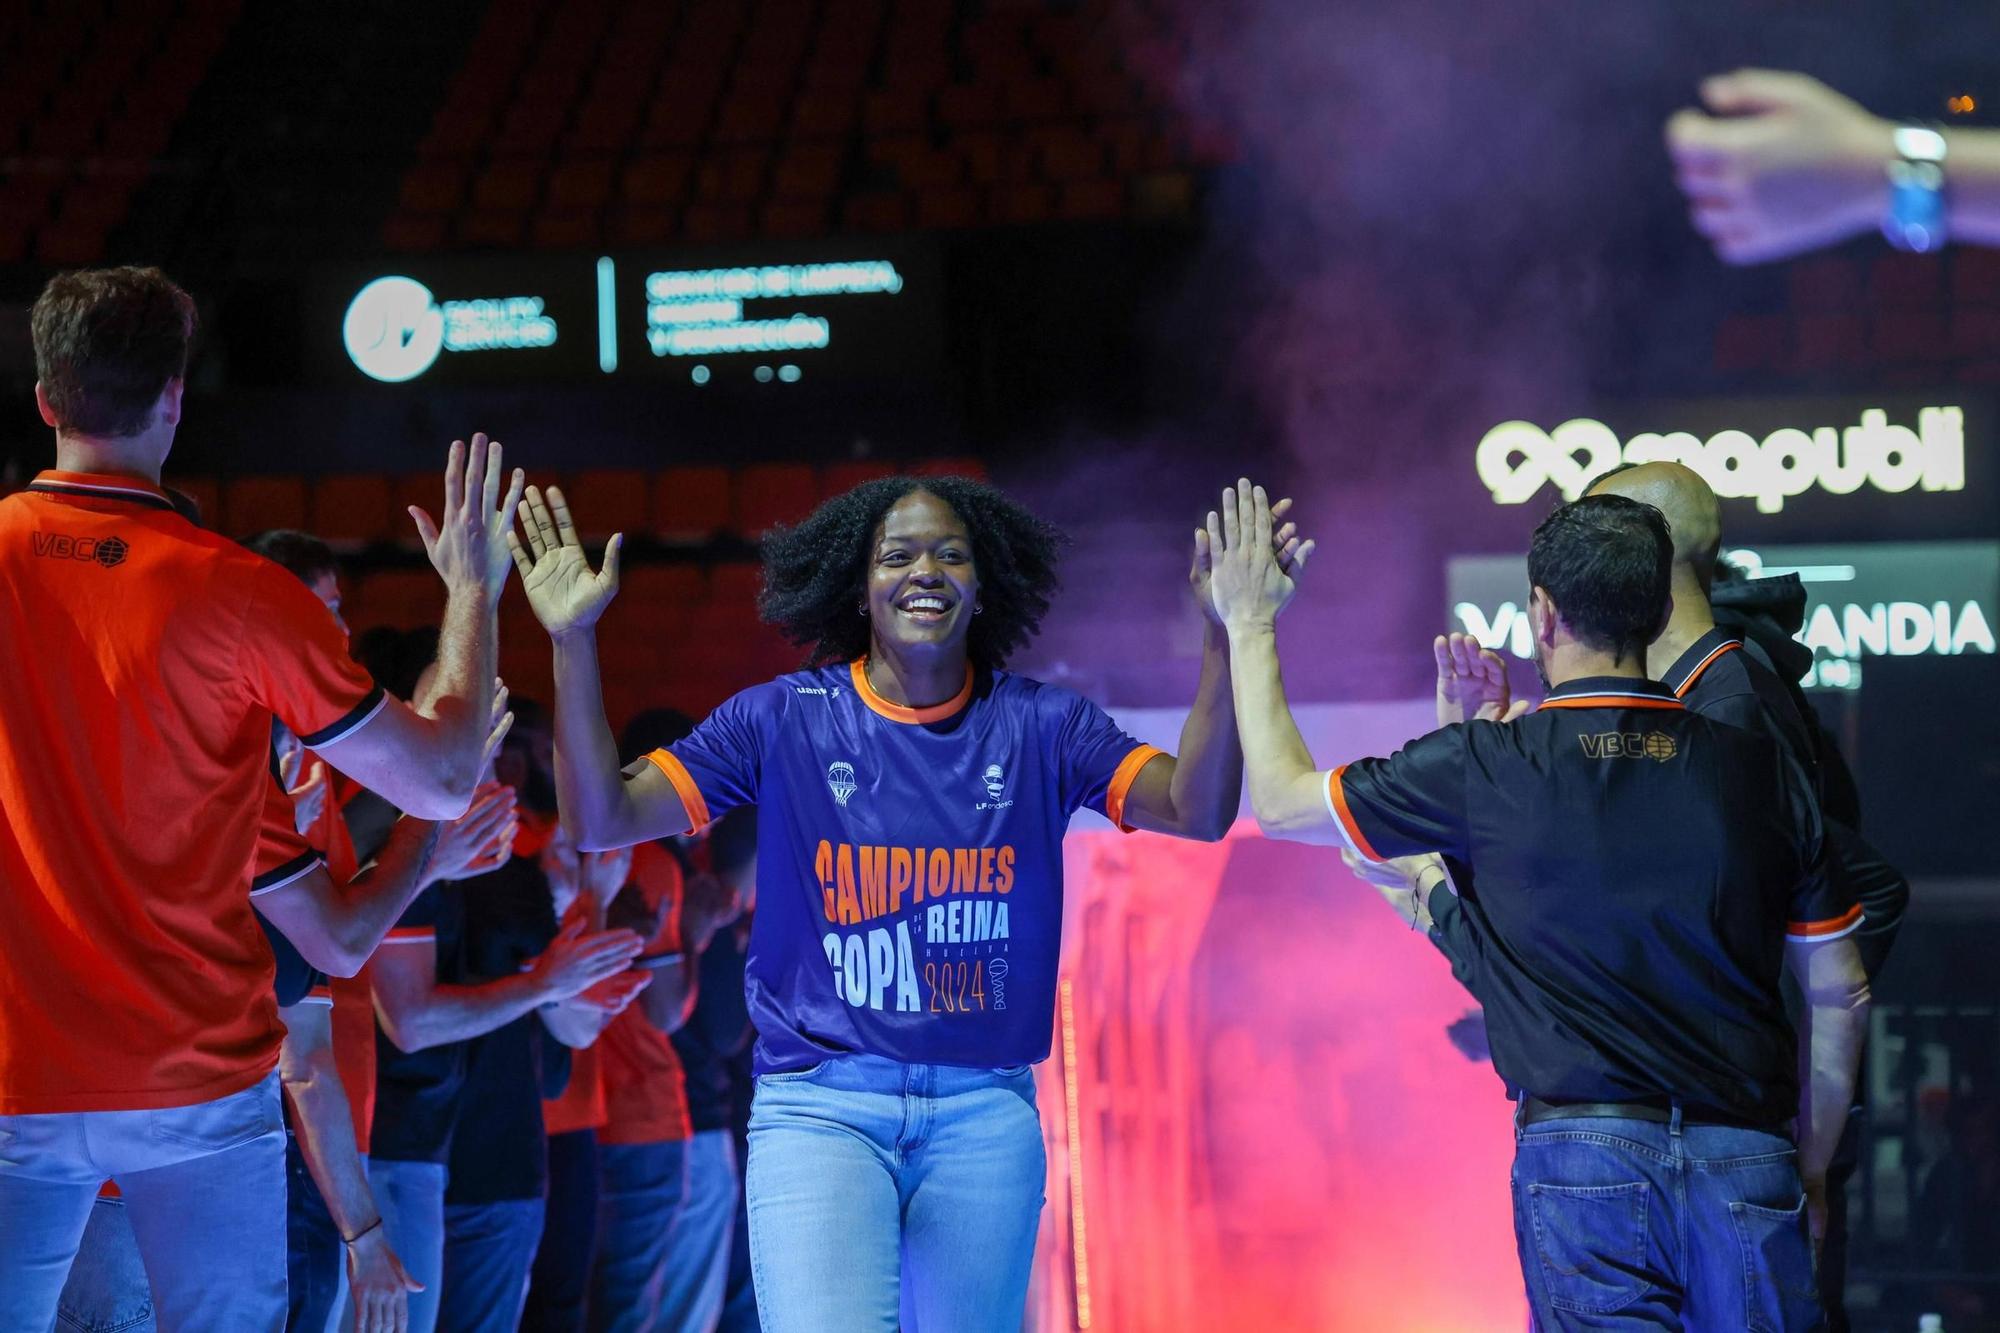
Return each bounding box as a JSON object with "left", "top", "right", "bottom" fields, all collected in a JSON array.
[
  {"left": 974, "top": 604, "right": 984, "bottom": 615},
  {"left": 858, "top": 605, "right": 868, "bottom": 616}
]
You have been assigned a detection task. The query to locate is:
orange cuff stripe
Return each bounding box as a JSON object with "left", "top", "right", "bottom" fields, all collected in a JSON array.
[
  {"left": 1787, "top": 903, "right": 1865, "bottom": 939},
  {"left": 382, "top": 927, "right": 436, "bottom": 943},
  {"left": 1327, "top": 766, "right": 1385, "bottom": 863},
  {"left": 645, "top": 748, "right": 712, "bottom": 829},
  {"left": 1104, "top": 745, "right": 1167, "bottom": 831}
]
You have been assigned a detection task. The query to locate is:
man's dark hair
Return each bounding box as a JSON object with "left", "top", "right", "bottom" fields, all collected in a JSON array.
[
  {"left": 758, "top": 475, "right": 1063, "bottom": 669},
  {"left": 1526, "top": 495, "right": 1672, "bottom": 665},
  {"left": 243, "top": 530, "right": 337, "bottom": 586},
  {"left": 31, "top": 267, "right": 198, "bottom": 438},
  {"left": 619, "top": 707, "right": 696, "bottom": 767}
]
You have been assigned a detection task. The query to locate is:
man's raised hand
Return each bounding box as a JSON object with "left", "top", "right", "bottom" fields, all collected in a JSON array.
[
  {"left": 409, "top": 433, "right": 526, "bottom": 605},
  {"left": 1191, "top": 494, "right": 1310, "bottom": 628},
  {"left": 1204, "top": 478, "right": 1313, "bottom": 630},
  {"left": 1434, "top": 631, "right": 1523, "bottom": 726},
  {"left": 509, "top": 485, "right": 623, "bottom": 639}
]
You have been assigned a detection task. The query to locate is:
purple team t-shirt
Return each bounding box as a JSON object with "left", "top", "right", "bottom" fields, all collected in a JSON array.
[{"left": 648, "top": 660, "right": 1161, "bottom": 1074}]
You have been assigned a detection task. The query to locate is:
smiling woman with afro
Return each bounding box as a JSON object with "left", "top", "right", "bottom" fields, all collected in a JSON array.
[{"left": 507, "top": 466, "right": 1300, "bottom": 1333}]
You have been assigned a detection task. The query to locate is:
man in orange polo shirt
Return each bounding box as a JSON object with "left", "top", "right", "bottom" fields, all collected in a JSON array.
[{"left": 0, "top": 265, "right": 522, "bottom": 1330}]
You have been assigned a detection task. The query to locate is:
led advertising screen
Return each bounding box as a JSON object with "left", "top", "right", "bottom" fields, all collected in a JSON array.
[
  {"left": 310, "top": 238, "right": 945, "bottom": 392},
  {"left": 1445, "top": 542, "right": 2000, "bottom": 693},
  {"left": 1465, "top": 394, "right": 1994, "bottom": 542}
]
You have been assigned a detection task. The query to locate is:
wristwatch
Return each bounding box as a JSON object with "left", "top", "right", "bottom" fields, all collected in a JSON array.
[{"left": 1883, "top": 124, "right": 1948, "bottom": 253}]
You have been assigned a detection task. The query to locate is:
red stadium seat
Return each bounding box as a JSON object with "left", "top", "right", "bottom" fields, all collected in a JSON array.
[
  {"left": 771, "top": 144, "right": 844, "bottom": 201},
  {"left": 607, "top": 206, "right": 678, "bottom": 247},
  {"left": 681, "top": 202, "right": 752, "bottom": 243},
  {"left": 761, "top": 200, "right": 828, "bottom": 238},
  {"left": 222, "top": 476, "right": 309, "bottom": 538},
  {"left": 563, "top": 469, "right": 651, "bottom": 541},
  {"left": 389, "top": 474, "right": 446, "bottom": 545},
  {"left": 620, "top": 564, "right": 708, "bottom": 616},
  {"left": 707, "top": 562, "right": 764, "bottom": 606},
  {"left": 547, "top": 160, "right": 615, "bottom": 211},
  {"left": 1057, "top": 179, "right": 1124, "bottom": 222},
  {"left": 399, "top": 161, "right": 470, "bottom": 214},
  {"left": 912, "top": 456, "right": 989, "bottom": 483},
  {"left": 915, "top": 187, "right": 982, "bottom": 229},
  {"left": 623, "top": 155, "right": 695, "bottom": 207},
  {"left": 531, "top": 208, "right": 602, "bottom": 250},
  {"left": 653, "top": 466, "right": 732, "bottom": 543},
  {"left": 841, "top": 191, "right": 909, "bottom": 233},
  {"left": 162, "top": 476, "right": 220, "bottom": 528},
  {"left": 471, "top": 160, "right": 544, "bottom": 213},
  {"left": 345, "top": 569, "right": 443, "bottom": 632},
  {"left": 731, "top": 464, "right": 819, "bottom": 537},
  {"left": 820, "top": 460, "right": 897, "bottom": 497},
  {"left": 309, "top": 475, "right": 397, "bottom": 546},
  {"left": 382, "top": 213, "right": 450, "bottom": 252}
]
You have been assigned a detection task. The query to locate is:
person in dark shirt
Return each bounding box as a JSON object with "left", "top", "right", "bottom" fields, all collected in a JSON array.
[
  {"left": 1207, "top": 481, "right": 1871, "bottom": 1329},
  {"left": 368, "top": 701, "right": 647, "bottom": 1333}
]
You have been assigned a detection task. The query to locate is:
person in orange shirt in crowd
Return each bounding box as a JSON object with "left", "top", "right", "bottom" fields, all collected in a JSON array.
[
  {"left": 368, "top": 697, "right": 649, "bottom": 1333},
  {"left": 0, "top": 265, "right": 521, "bottom": 1332}
]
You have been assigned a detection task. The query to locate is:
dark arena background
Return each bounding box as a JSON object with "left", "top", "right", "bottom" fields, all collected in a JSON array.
[{"left": 3, "top": 1, "right": 1998, "bottom": 1329}]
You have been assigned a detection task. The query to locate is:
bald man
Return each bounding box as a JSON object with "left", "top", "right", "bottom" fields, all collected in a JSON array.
[{"left": 1587, "top": 461, "right": 1908, "bottom": 1333}]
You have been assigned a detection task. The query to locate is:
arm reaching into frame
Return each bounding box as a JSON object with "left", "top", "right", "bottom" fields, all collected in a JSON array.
[
  {"left": 1667, "top": 69, "right": 2000, "bottom": 264},
  {"left": 1203, "top": 480, "right": 1339, "bottom": 843}
]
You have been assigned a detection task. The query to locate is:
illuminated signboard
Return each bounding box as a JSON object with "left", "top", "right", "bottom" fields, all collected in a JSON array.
[
  {"left": 1476, "top": 405, "right": 1965, "bottom": 513},
  {"left": 314, "top": 241, "right": 940, "bottom": 389},
  {"left": 1445, "top": 542, "right": 1999, "bottom": 691},
  {"left": 343, "top": 277, "right": 557, "bottom": 383}
]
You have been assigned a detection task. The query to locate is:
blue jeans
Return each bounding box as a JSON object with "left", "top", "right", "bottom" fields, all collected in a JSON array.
[
  {"left": 745, "top": 1055, "right": 1044, "bottom": 1333},
  {"left": 438, "top": 1198, "right": 544, "bottom": 1333},
  {"left": 1511, "top": 1111, "right": 1823, "bottom": 1331},
  {"left": 364, "top": 1159, "right": 448, "bottom": 1333},
  {"left": 591, "top": 1134, "right": 736, "bottom": 1333},
  {"left": 524, "top": 1129, "right": 598, "bottom": 1333},
  {"left": 0, "top": 1072, "right": 288, "bottom": 1333},
  {"left": 55, "top": 1196, "right": 154, "bottom": 1333},
  {"left": 286, "top": 1133, "right": 344, "bottom": 1333}
]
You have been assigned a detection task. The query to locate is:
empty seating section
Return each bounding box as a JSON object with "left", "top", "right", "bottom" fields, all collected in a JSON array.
[
  {"left": 383, "top": 0, "right": 1214, "bottom": 253},
  {"left": 0, "top": 0, "right": 242, "bottom": 265},
  {"left": 159, "top": 455, "right": 987, "bottom": 720}
]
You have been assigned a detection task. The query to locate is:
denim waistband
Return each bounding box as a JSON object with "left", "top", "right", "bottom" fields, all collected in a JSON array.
[{"left": 763, "top": 1051, "right": 1034, "bottom": 1097}]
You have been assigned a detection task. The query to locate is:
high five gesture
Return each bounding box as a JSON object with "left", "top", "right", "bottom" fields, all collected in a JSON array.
[{"left": 509, "top": 485, "right": 624, "bottom": 638}]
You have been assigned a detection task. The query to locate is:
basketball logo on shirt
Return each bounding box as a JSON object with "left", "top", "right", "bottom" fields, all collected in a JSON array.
[{"left": 827, "top": 761, "right": 859, "bottom": 807}]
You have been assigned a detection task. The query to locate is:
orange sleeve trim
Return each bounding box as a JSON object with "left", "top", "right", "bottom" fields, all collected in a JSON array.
[
  {"left": 1104, "top": 744, "right": 1167, "bottom": 832},
  {"left": 1787, "top": 903, "right": 1865, "bottom": 941},
  {"left": 645, "top": 748, "right": 712, "bottom": 829},
  {"left": 1326, "top": 766, "right": 1385, "bottom": 863}
]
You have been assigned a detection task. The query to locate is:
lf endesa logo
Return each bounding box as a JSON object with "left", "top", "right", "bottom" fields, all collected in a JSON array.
[
  {"left": 342, "top": 276, "right": 557, "bottom": 383},
  {"left": 1477, "top": 406, "right": 1965, "bottom": 513}
]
